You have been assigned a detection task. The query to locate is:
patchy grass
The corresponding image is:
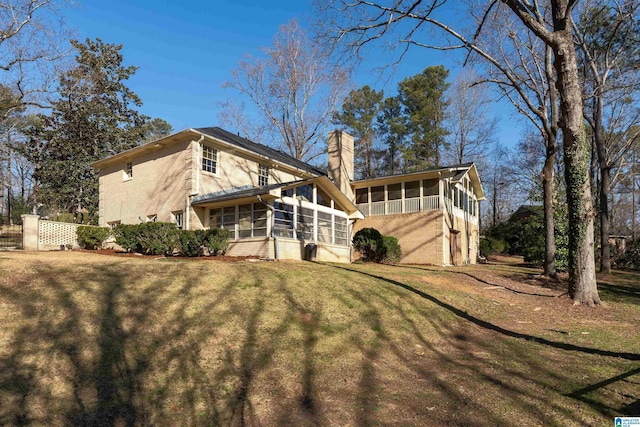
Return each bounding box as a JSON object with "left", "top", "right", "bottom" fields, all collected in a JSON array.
[{"left": 0, "top": 252, "right": 638, "bottom": 426}]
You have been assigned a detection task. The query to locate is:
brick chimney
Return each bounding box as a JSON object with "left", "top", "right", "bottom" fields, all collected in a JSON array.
[{"left": 327, "top": 130, "right": 354, "bottom": 201}]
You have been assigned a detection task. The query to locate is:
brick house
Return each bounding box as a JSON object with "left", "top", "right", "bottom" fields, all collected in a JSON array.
[{"left": 92, "top": 127, "right": 484, "bottom": 264}]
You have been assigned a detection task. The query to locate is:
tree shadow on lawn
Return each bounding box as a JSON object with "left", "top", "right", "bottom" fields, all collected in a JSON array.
[
  {"left": 0, "top": 261, "right": 253, "bottom": 426},
  {"left": 1, "top": 257, "right": 638, "bottom": 426},
  {"left": 327, "top": 264, "right": 640, "bottom": 419}
]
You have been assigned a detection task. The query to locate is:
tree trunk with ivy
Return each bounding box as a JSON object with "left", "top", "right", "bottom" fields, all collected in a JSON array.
[{"left": 552, "top": 35, "right": 601, "bottom": 305}]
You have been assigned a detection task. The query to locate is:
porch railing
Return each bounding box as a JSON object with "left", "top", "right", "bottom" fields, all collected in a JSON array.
[{"left": 357, "top": 195, "right": 440, "bottom": 217}]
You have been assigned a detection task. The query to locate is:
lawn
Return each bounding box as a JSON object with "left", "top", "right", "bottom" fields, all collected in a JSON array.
[{"left": 0, "top": 252, "right": 638, "bottom": 426}]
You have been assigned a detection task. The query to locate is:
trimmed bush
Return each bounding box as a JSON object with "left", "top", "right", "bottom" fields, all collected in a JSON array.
[
  {"left": 381, "top": 236, "right": 402, "bottom": 263},
  {"left": 113, "top": 224, "right": 140, "bottom": 253},
  {"left": 196, "top": 228, "right": 231, "bottom": 256},
  {"left": 136, "top": 222, "right": 179, "bottom": 255},
  {"left": 76, "top": 226, "right": 110, "bottom": 250},
  {"left": 178, "top": 230, "right": 202, "bottom": 257},
  {"left": 353, "top": 227, "right": 384, "bottom": 262}
]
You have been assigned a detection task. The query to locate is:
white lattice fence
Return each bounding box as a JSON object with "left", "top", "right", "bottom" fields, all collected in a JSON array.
[{"left": 38, "top": 220, "right": 81, "bottom": 248}]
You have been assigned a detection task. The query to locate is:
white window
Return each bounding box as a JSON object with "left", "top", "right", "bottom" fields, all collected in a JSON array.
[
  {"left": 108, "top": 220, "right": 121, "bottom": 229},
  {"left": 124, "top": 162, "right": 133, "bottom": 180},
  {"left": 202, "top": 145, "right": 217, "bottom": 174},
  {"left": 172, "top": 211, "right": 183, "bottom": 229},
  {"left": 258, "top": 164, "right": 269, "bottom": 186},
  {"left": 147, "top": 214, "right": 157, "bottom": 223}
]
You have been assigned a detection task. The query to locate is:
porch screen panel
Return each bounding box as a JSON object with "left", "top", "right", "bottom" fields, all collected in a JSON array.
[
  {"left": 317, "top": 211, "right": 332, "bottom": 243},
  {"left": 298, "top": 207, "right": 314, "bottom": 240},
  {"left": 370, "top": 186, "right": 384, "bottom": 202},
  {"left": 273, "top": 202, "right": 293, "bottom": 238},
  {"left": 335, "top": 216, "right": 348, "bottom": 246},
  {"left": 355, "top": 188, "right": 368, "bottom": 204},
  {"left": 405, "top": 181, "right": 420, "bottom": 198},
  {"left": 238, "top": 204, "right": 252, "bottom": 238},
  {"left": 253, "top": 203, "right": 267, "bottom": 237},
  {"left": 423, "top": 179, "right": 439, "bottom": 196}
]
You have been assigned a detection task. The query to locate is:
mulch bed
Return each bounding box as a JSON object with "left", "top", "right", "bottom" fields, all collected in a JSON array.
[{"left": 76, "top": 248, "right": 263, "bottom": 262}]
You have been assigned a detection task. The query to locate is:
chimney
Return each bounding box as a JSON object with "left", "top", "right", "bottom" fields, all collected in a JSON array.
[{"left": 327, "top": 130, "right": 354, "bottom": 202}]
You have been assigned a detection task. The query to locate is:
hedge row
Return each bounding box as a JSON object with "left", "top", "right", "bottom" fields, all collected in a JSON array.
[
  {"left": 352, "top": 227, "right": 402, "bottom": 263},
  {"left": 76, "top": 223, "right": 231, "bottom": 257}
]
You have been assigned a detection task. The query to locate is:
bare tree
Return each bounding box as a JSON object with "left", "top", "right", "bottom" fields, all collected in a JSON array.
[
  {"left": 472, "top": 5, "right": 561, "bottom": 278},
  {"left": 445, "top": 68, "right": 496, "bottom": 165},
  {"left": 220, "top": 19, "right": 350, "bottom": 161},
  {"left": 573, "top": 0, "right": 640, "bottom": 274},
  {"left": 0, "top": 0, "right": 69, "bottom": 113},
  {"left": 317, "top": 0, "right": 601, "bottom": 305}
]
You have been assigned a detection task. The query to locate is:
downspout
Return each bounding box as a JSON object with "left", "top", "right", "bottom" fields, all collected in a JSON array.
[
  {"left": 186, "top": 135, "right": 205, "bottom": 230},
  {"left": 257, "top": 195, "right": 279, "bottom": 260}
]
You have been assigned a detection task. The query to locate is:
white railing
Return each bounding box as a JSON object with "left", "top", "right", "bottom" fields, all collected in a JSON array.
[
  {"left": 358, "top": 195, "right": 441, "bottom": 216},
  {"left": 404, "top": 197, "right": 420, "bottom": 213},
  {"left": 422, "top": 195, "right": 440, "bottom": 211},
  {"left": 386, "top": 200, "right": 402, "bottom": 214},
  {"left": 357, "top": 203, "right": 369, "bottom": 216},
  {"left": 371, "top": 201, "right": 385, "bottom": 216}
]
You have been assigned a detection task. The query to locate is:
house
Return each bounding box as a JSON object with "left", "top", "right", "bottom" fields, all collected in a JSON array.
[{"left": 92, "top": 127, "right": 485, "bottom": 265}]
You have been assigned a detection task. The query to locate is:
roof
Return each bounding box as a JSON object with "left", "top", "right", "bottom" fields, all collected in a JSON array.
[
  {"left": 192, "top": 180, "right": 307, "bottom": 205},
  {"left": 91, "top": 126, "right": 327, "bottom": 177},
  {"left": 194, "top": 127, "right": 326, "bottom": 177}
]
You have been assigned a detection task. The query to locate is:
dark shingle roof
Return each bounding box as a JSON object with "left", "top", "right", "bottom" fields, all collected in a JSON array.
[
  {"left": 192, "top": 179, "right": 311, "bottom": 205},
  {"left": 195, "top": 127, "right": 326, "bottom": 176}
]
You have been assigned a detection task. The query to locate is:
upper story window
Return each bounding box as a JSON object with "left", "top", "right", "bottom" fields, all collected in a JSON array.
[
  {"left": 124, "top": 162, "right": 133, "bottom": 180},
  {"left": 202, "top": 145, "right": 218, "bottom": 174},
  {"left": 258, "top": 164, "right": 269, "bottom": 186},
  {"left": 147, "top": 214, "right": 157, "bottom": 223}
]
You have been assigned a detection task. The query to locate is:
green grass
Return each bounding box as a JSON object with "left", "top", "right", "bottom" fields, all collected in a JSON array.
[{"left": 0, "top": 252, "right": 638, "bottom": 426}]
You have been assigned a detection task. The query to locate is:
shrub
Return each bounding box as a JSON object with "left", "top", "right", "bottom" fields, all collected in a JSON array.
[
  {"left": 353, "top": 227, "right": 384, "bottom": 262},
  {"left": 136, "top": 222, "right": 179, "bottom": 255},
  {"left": 479, "top": 236, "right": 507, "bottom": 257},
  {"left": 114, "top": 224, "right": 141, "bottom": 253},
  {"left": 76, "top": 226, "right": 110, "bottom": 250},
  {"left": 178, "top": 230, "right": 202, "bottom": 257},
  {"left": 615, "top": 238, "right": 640, "bottom": 270},
  {"left": 196, "top": 228, "right": 231, "bottom": 256},
  {"left": 381, "top": 236, "right": 402, "bottom": 263}
]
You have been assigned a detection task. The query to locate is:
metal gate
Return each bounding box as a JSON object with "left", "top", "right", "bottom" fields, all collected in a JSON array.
[{"left": 0, "top": 224, "right": 23, "bottom": 249}]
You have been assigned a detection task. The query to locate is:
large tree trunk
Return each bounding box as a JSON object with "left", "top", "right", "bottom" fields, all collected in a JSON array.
[
  {"left": 599, "top": 166, "right": 612, "bottom": 274},
  {"left": 542, "top": 144, "right": 557, "bottom": 278},
  {"left": 553, "top": 36, "right": 601, "bottom": 305}
]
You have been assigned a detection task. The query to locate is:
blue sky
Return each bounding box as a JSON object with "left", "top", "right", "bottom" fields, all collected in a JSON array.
[{"left": 63, "top": 0, "right": 523, "bottom": 146}]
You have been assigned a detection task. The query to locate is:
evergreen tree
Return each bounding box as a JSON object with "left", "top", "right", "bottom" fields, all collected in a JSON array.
[
  {"left": 333, "top": 85, "right": 384, "bottom": 179},
  {"left": 26, "top": 38, "right": 149, "bottom": 222},
  {"left": 376, "top": 95, "right": 406, "bottom": 175},
  {"left": 398, "top": 66, "right": 450, "bottom": 171}
]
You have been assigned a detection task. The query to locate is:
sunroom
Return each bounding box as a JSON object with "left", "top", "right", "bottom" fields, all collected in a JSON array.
[{"left": 191, "top": 176, "right": 363, "bottom": 262}]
